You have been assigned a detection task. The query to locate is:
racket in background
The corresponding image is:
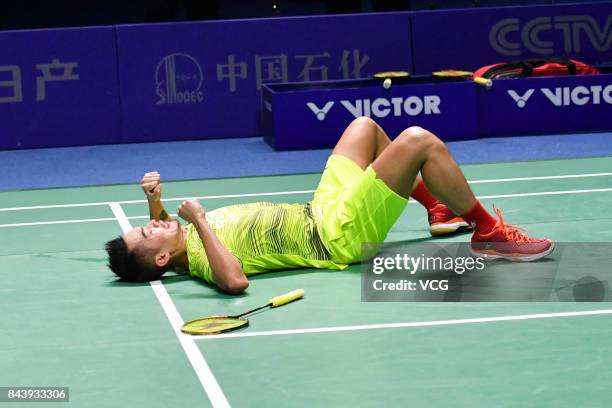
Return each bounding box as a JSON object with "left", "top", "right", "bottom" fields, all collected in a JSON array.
[
  {"left": 372, "top": 71, "right": 411, "bottom": 88},
  {"left": 433, "top": 70, "right": 493, "bottom": 88}
]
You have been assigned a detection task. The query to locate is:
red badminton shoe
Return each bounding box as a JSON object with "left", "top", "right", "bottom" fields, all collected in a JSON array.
[
  {"left": 471, "top": 208, "right": 554, "bottom": 261},
  {"left": 428, "top": 203, "right": 472, "bottom": 237}
]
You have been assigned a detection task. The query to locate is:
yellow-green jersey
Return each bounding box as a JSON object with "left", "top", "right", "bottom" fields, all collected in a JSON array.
[{"left": 185, "top": 202, "right": 346, "bottom": 284}]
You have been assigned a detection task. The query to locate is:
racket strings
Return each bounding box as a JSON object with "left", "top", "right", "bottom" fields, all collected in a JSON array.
[{"left": 182, "top": 317, "right": 248, "bottom": 335}]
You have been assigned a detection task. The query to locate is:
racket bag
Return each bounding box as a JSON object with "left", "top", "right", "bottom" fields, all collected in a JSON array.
[{"left": 474, "top": 58, "right": 600, "bottom": 80}]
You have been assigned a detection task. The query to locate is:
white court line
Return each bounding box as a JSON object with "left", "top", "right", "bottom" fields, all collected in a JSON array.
[
  {"left": 478, "top": 187, "right": 612, "bottom": 200},
  {"left": 0, "top": 217, "right": 117, "bottom": 228},
  {"left": 193, "top": 309, "right": 612, "bottom": 340},
  {"left": 468, "top": 172, "right": 612, "bottom": 184},
  {"left": 1, "top": 172, "right": 611, "bottom": 212},
  {"left": 108, "top": 202, "right": 230, "bottom": 408},
  {"left": 0, "top": 190, "right": 314, "bottom": 212},
  {"left": 2, "top": 187, "right": 612, "bottom": 228}
]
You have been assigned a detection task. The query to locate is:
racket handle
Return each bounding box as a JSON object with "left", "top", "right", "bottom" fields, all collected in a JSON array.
[
  {"left": 269, "top": 289, "right": 304, "bottom": 307},
  {"left": 474, "top": 77, "right": 492, "bottom": 88}
]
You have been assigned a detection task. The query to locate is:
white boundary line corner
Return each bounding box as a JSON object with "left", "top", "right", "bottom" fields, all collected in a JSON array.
[{"left": 108, "top": 202, "right": 231, "bottom": 408}]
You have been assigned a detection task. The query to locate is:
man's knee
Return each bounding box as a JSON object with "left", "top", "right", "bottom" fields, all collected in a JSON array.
[
  {"left": 349, "top": 116, "right": 378, "bottom": 130},
  {"left": 395, "top": 126, "right": 446, "bottom": 153},
  {"left": 400, "top": 126, "right": 432, "bottom": 140}
]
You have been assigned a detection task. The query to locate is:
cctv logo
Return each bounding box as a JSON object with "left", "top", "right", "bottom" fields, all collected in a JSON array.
[
  {"left": 307, "top": 96, "right": 441, "bottom": 121},
  {"left": 508, "top": 84, "right": 612, "bottom": 108},
  {"left": 489, "top": 14, "right": 612, "bottom": 56}
]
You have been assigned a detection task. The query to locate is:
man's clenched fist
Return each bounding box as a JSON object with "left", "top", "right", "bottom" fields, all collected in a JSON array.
[
  {"left": 141, "top": 171, "right": 162, "bottom": 202},
  {"left": 178, "top": 200, "right": 206, "bottom": 224}
]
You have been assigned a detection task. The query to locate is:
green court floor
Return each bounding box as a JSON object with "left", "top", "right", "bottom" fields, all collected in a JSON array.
[{"left": 2, "top": 156, "right": 612, "bottom": 407}]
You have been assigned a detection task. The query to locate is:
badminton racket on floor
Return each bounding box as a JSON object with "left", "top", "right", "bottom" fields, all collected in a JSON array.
[{"left": 181, "top": 289, "right": 304, "bottom": 335}]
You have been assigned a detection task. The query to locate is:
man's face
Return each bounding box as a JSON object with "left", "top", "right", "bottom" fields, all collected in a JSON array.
[{"left": 123, "top": 219, "right": 182, "bottom": 258}]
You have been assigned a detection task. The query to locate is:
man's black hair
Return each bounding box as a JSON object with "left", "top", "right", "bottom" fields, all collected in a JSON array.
[{"left": 105, "top": 237, "right": 167, "bottom": 282}]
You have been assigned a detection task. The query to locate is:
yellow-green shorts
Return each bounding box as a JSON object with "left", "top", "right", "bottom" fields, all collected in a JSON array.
[{"left": 310, "top": 154, "right": 408, "bottom": 264}]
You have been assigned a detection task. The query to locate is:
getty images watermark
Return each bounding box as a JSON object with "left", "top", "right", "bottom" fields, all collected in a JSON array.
[{"left": 361, "top": 242, "right": 612, "bottom": 302}]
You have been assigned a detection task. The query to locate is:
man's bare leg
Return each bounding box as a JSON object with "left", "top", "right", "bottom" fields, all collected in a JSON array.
[
  {"left": 331, "top": 117, "right": 391, "bottom": 170},
  {"left": 331, "top": 117, "right": 470, "bottom": 236},
  {"left": 371, "top": 126, "right": 474, "bottom": 214},
  {"left": 332, "top": 117, "right": 436, "bottom": 193},
  {"left": 371, "top": 126, "right": 553, "bottom": 261}
]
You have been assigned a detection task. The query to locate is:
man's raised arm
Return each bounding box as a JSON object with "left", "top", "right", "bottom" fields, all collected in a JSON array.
[
  {"left": 178, "top": 199, "right": 248, "bottom": 294},
  {"left": 140, "top": 171, "right": 171, "bottom": 221}
]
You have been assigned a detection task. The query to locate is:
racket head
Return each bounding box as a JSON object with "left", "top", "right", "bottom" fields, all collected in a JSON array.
[
  {"left": 181, "top": 316, "right": 249, "bottom": 335},
  {"left": 372, "top": 71, "right": 410, "bottom": 79},
  {"left": 432, "top": 70, "right": 473, "bottom": 78}
]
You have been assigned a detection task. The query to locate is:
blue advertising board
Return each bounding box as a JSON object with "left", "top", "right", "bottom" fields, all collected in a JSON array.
[
  {"left": 1, "top": 5, "right": 610, "bottom": 151},
  {"left": 478, "top": 73, "right": 612, "bottom": 137},
  {"left": 263, "top": 78, "right": 478, "bottom": 150},
  {"left": 115, "top": 13, "right": 413, "bottom": 142},
  {"left": 411, "top": 2, "right": 612, "bottom": 74},
  {"left": 0, "top": 27, "right": 121, "bottom": 149}
]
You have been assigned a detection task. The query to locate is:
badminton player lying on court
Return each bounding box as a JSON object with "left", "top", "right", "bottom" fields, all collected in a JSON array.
[{"left": 106, "top": 117, "right": 554, "bottom": 294}]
